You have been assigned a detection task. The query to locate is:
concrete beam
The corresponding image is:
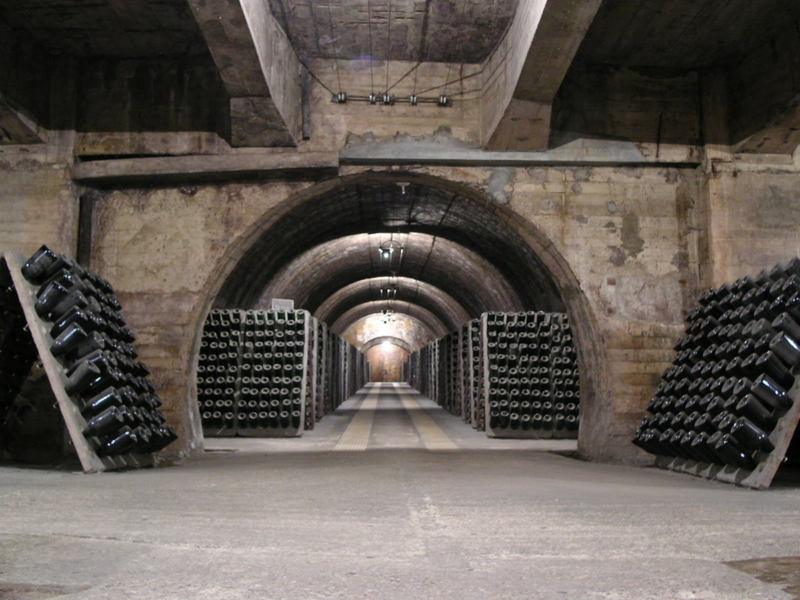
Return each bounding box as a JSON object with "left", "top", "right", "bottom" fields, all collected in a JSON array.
[
  {"left": 71, "top": 151, "right": 339, "bottom": 186},
  {"left": 0, "top": 92, "right": 45, "bottom": 146},
  {"left": 188, "top": 0, "right": 303, "bottom": 147},
  {"left": 483, "top": 0, "right": 602, "bottom": 151},
  {"left": 728, "top": 26, "right": 800, "bottom": 155},
  {"left": 734, "top": 93, "right": 800, "bottom": 155},
  {"left": 341, "top": 137, "right": 701, "bottom": 167}
]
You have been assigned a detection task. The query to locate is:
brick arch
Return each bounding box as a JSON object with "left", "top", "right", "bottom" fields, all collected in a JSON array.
[{"left": 189, "top": 170, "right": 608, "bottom": 460}]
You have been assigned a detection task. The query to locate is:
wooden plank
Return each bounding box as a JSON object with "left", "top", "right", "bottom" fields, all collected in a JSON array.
[{"left": 4, "top": 252, "right": 153, "bottom": 473}]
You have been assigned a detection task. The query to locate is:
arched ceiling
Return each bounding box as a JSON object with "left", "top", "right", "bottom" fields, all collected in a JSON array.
[
  {"left": 256, "top": 232, "right": 521, "bottom": 319},
  {"left": 315, "top": 276, "right": 470, "bottom": 333},
  {"left": 331, "top": 300, "right": 447, "bottom": 340},
  {"left": 341, "top": 312, "right": 435, "bottom": 353},
  {"left": 361, "top": 336, "right": 413, "bottom": 354},
  {"left": 216, "top": 175, "right": 566, "bottom": 322}
]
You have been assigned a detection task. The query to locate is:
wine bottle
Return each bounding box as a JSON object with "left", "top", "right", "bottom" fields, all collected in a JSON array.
[
  {"left": 783, "top": 292, "right": 800, "bottom": 322},
  {"left": 34, "top": 282, "right": 69, "bottom": 318},
  {"left": 735, "top": 394, "right": 777, "bottom": 431},
  {"left": 81, "top": 387, "right": 123, "bottom": 418},
  {"left": 712, "top": 434, "right": 757, "bottom": 470},
  {"left": 21, "top": 245, "right": 59, "bottom": 283},
  {"left": 64, "top": 360, "right": 102, "bottom": 396},
  {"left": 50, "top": 323, "right": 90, "bottom": 357},
  {"left": 689, "top": 431, "right": 721, "bottom": 464},
  {"left": 755, "top": 350, "right": 795, "bottom": 389},
  {"left": 729, "top": 417, "right": 775, "bottom": 453},
  {"left": 83, "top": 405, "right": 125, "bottom": 437},
  {"left": 69, "top": 331, "right": 109, "bottom": 360},
  {"left": 96, "top": 426, "right": 138, "bottom": 457},
  {"left": 769, "top": 331, "right": 800, "bottom": 368},
  {"left": 750, "top": 373, "right": 793, "bottom": 413}
]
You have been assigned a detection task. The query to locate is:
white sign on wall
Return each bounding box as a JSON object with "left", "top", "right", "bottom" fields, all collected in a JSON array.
[{"left": 271, "top": 298, "right": 295, "bottom": 311}]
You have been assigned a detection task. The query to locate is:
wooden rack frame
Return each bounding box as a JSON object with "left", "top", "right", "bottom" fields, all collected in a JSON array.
[
  {"left": 653, "top": 381, "right": 800, "bottom": 490},
  {"left": 3, "top": 252, "right": 154, "bottom": 473}
]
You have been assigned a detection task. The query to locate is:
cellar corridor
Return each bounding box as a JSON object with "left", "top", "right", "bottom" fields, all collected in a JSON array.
[{"left": 204, "top": 382, "right": 578, "bottom": 454}]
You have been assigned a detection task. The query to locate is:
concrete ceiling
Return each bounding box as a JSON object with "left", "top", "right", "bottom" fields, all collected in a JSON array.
[
  {"left": 0, "top": 0, "right": 208, "bottom": 57},
  {"left": 1, "top": 0, "right": 798, "bottom": 155},
  {"left": 577, "top": 0, "right": 800, "bottom": 69},
  {"left": 267, "top": 0, "right": 518, "bottom": 63}
]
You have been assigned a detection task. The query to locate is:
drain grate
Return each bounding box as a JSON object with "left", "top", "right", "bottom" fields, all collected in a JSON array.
[{"left": 726, "top": 556, "right": 800, "bottom": 599}]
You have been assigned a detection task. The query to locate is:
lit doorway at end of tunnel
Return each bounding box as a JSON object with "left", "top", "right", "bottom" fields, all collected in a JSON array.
[
  {"left": 341, "top": 313, "right": 427, "bottom": 383},
  {"left": 366, "top": 341, "right": 409, "bottom": 382}
]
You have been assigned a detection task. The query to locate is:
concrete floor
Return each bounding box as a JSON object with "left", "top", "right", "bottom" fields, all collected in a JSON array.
[{"left": 2, "top": 383, "right": 800, "bottom": 600}]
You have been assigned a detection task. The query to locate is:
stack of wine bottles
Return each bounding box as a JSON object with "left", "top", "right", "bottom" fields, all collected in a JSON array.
[
  {"left": 18, "top": 245, "right": 177, "bottom": 461},
  {"left": 633, "top": 258, "right": 800, "bottom": 480},
  {"left": 458, "top": 322, "right": 471, "bottom": 423},
  {"left": 196, "top": 309, "right": 241, "bottom": 435},
  {"left": 436, "top": 332, "right": 461, "bottom": 417},
  {"left": 0, "top": 280, "right": 38, "bottom": 425},
  {"left": 469, "top": 318, "right": 485, "bottom": 431},
  {"left": 484, "top": 312, "right": 580, "bottom": 438},
  {"left": 407, "top": 311, "right": 581, "bottom": 439},
  {"left": 196, "top": 308, "right": 367, "bottom": 437}
]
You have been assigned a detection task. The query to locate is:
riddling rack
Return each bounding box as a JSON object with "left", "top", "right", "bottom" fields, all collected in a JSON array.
[
  {"left": 633, "top": 258, "right": 800, "bottom": 489},
  {"left": 196, "top": 308, "right": 367, "bottom": 437},
  {"left": 407, "top": 311, "right": 580, "bottom": 439},
  {"left": 1, "top": 248, "right": 177, "bottom": 473}
]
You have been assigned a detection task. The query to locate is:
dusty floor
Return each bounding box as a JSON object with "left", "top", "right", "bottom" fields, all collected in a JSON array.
[{"left": 2, "top": 383, "right": 800, "bottom": 599}]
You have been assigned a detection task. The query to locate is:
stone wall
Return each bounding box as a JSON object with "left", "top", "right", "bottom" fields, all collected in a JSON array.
[
  {"left": 3, "top": 131, "right": 800, "bottom": 464},
  {"left": 80, "top": 163, "right": 698, "bottom": 462},
  {"left": 365, "top": 344, "right": 409, "bottom": 383},
  {"left": 704, "top": 152, "right": 800, "bottom": 285},
  {"left": 0, "top": 146, "right": 77, "bottom": 257},
  {"left": 88, "top": 181, "right": 315, "bottom": 452}
]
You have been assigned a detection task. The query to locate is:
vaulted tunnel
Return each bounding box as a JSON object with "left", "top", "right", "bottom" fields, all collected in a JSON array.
[{"left": 213, "top": 171, "right": 571, "bottom": 379}]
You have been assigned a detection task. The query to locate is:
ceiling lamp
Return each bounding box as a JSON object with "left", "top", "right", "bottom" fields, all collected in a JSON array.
[
  {"left": 380, "top": 284, "right": 398, "bottom": 300},
  {"left": 378, "top": 240, "right": 404, "bottom": 270}
]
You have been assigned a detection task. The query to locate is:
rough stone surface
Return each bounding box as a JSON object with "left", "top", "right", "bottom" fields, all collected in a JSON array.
[{"left": 267, "top": 0, "right": 517, "bottom": 63}]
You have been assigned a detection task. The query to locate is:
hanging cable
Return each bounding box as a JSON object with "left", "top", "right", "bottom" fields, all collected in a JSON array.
[
  {"left": 412, "top": 0, "right": 431, "bottom": 97},
  {"left": 367, "top": 0, "right": 375, "bottom": 97},
  {"left": 442, "top": 0, "right": 470, "bottom": 98},
  {"left": 414, "top": 42, "right": 512, "bottom": 97},
  {"left": 326, "top": 0, "right": 342, "bottom": 95},
  {"left": 385, "top": 0, "right": 393, "bottom": 95}
]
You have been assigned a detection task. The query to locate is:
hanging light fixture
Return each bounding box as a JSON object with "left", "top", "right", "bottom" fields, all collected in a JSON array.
[
  {"left": 380, "top": 284, "right": 398, "bottom": 300},
  {"left": 378, "top": 240, "right": 404, "bottom": 272}
]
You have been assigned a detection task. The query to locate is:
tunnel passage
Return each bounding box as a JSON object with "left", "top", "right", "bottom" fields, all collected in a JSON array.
[{"left": 209, "top": 170, "right": 581, "bottom": 400}]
